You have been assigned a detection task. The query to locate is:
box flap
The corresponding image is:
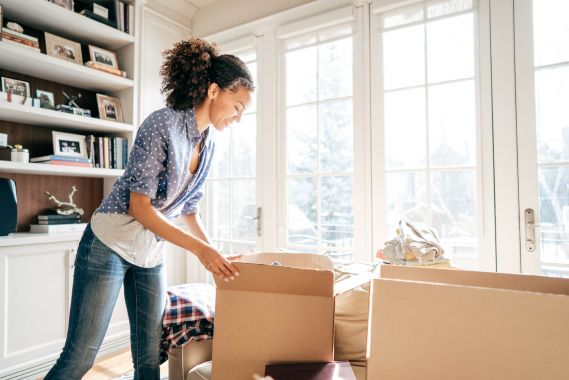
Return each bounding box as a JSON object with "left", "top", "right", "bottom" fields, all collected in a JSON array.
[
  {"left": 334, "top": 272, "right": 374, "bottom": 296},
  {"left": 215, "top": 262, "right": 334, "bottom": 297},
  {"left": 237, "top": 252, "right": 334, "bottom": 270},
  {"left": 380, "top": 264, "right": 569, "bottom": 295}
]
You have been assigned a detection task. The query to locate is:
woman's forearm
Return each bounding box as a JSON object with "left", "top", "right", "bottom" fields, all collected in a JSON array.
[
  {"left": 128, "top": 192, "right": 209, "bottom": 255},
  {"left": 180, "top": 213, "right": 211, "bottom": 245}
]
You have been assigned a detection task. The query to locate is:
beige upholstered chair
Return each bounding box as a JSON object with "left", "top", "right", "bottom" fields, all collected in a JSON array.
[{"left": 168, "top": 340, "right": 213, "bottom": 380}]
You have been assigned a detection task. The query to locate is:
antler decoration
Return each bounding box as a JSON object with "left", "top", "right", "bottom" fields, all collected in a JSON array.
[{"left": 45, "top": 186, "right": 85, "bottom": 216}]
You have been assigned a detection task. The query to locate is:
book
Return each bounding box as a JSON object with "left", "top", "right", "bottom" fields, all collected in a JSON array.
[
  {"left": 122, "top": 137, "right": 129, "bottom": 167},
  {"left": 37, "top": 160, "right": 93, "bottom": 167},
  {"left": 98, "top": 136, "right": 104, "bottom": 169},
  {"left": 1, "top": 27, "right": 39, "bottom": 42},
  {"left": 37, "top": 219, "right": 83, "bottom": 225},
  {"left": 30, "top": 155, "right": 91, "bottom": 163},
  {"left": 1, "top": 33, "right": 40, "bottom": 48},
  {"left": 1, "top": 39, "right": 41, "bottom": 52},
  {"left": 29, "top": 223, "right": 88, "bottom": 234},
  {"left": 84, "top": 61, "right": 126, "bottom": 77},
  {"left": 103, "top": 137, "right": 109, "bottom": 169},
  {"left": 38, "top": 214, "right": 81, "bottom": 221}
]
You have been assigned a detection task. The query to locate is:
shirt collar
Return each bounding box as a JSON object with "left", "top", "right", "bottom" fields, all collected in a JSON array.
[{"left": 185, "top": 108, "right": 212, "bottom": 145}]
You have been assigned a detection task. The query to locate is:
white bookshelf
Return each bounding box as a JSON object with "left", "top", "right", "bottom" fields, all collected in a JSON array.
[
  {"left": 0, "top": 43, "right": 134, "bottom": 91},
  {"left": 0, "top": 102, "right": 133, "bottom": 133},
  {"left": 0, "top": 0, "right": 134, "bottom": 50},
  {"left": 0, "top": 160, "right": 124, "bottom": 178},
  {"left": 0, "top": 231, "right": 83, "bottom": 248}
]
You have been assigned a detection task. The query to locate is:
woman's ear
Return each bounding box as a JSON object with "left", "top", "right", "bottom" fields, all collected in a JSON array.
[{"left": 208, "top": 83, "right": 220, "bottom": 99}]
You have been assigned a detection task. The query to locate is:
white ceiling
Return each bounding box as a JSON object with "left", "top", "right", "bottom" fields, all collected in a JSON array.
[{"left": 187, "top": 0, "right": 220, "bottom": 8}]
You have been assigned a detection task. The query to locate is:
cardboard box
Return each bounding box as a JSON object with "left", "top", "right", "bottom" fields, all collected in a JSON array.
[
  {"left": 211, "top": 253, "right": 371, "bottom": 380},
  {"left": 368, "top": 265, "right": 569, "bottom": 379}
]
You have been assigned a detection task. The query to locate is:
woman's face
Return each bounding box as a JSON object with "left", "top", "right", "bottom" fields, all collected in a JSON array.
[{"left": 208, "top": 84, "right": 253, "bottom": 131}]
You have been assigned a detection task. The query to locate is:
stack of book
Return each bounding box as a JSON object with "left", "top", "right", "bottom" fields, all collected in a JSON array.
[
  {"left": 30, "top": 155, "right": 93, "bottom": 167},
  {"left": 1, "top": 27, "right": 40, "bottom": 52},
  {"left": 30, "top": 213, "right": 87, "bottom": 234},
  {"left": 84, "top": 61, "right": 127, "bottom": 77}
]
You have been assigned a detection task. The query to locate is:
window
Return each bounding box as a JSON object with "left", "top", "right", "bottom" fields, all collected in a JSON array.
[
  {"left": 372, "top": 0, "right": 493, "bottom": 269},
  {"left": 279, "top": 20, "right": 357, "bottom": 260},
  {"left": 205, "top": 46, "right": 259, "bottom": 255}
]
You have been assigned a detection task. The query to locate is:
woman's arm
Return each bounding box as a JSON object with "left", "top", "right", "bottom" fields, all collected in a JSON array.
[
  {"left": 129, "top": 192, "right": 238, "bottom": 280},
  {"left": 179, "top": 212, "right": 211, "bottom": 245}
]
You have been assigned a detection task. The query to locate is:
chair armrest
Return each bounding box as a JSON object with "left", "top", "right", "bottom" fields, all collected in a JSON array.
[{"left": 168, "top": 340, "right": 213, "bottom": 380}]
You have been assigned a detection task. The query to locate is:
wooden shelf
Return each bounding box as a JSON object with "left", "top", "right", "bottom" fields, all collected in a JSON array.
[
  {"left": 0, "top": 102, "right": 133, "bottom": 134},
  {"left": 0, "top": 0, "right": 135, "bottom": 50},
  {"left": 0, "top": 232, "right": 83, "bottom": 247},
  {"left": 0, "top": 43, "right": 134, "bottom": 92},
  {"left": 0, "top": 160, "right": 124, "bottom": 178}
]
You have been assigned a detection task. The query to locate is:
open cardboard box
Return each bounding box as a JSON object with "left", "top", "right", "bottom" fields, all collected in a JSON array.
[
  {"left": 367, "top": 265, "right": 569, "bottom": 379},
  {"left": 211, "top": 253, "right": 370, "bottom": 380}
]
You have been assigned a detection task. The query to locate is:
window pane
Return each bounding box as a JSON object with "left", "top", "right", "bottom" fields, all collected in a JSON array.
[
  {"left": 287, "top": 177, "right": 318, "bottom": 246},
  {"left": 210, "top": 128, "right": 230, "bottom": 178},
  {"left": 427, "top": 0, "right": 474, "bottom": 19},
  {"left": 429, "top": 80, "right": 476, "bottom": 167},
  {"left": 321, "top": 176, "right": 354, "bottom": 249},
  {"left": 231, "top": 113, "right": 257, "bottom": 177},
  {"left": 208, "top": 181, "right": 231, "bottom": 240},
  {"left": 382, "top": 25, "right": 425, "bottom": 90},
  {"left": 427, "top": 13, "right": 474, "bottom": 83},
  {"left": 286, "top": 47, "right": 317, "bottom": 106},
  {"left": 384, "top": 88, "right": 427, "bottom": 170},
  {"left": 232, "top": 179, "right": 256, "bottom": 241},
  {"left": 320, "top": 99, "right": 353, "bottom": 173},
  {"left": 431, "top": 170, "right": 478, "bottom": 267},
  {"left": 386, "top": 172, "right": 428, "bottom": 232},
  {"left": 538, "top": 167, "right": 569, "bottom": 267},
  {"left": 318, "top": 37, "right": 353, "bottom": 100},
  {"left": 533, "top": 0, "right": 569, "bottom": 67},
  {"left": 246, "top": 61, "right": 257, "bottom": 114},
  {"left": 287, "top": 105, "right": 318, "bottom": 174},
  {"left": 535, "top": 66, "right": 569, "bottom": 164},
  {"left": 380, "top": 3, "right": 424, "bottom": 29}
]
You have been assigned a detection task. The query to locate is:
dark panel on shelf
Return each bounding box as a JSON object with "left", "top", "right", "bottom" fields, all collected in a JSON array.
[{"left": 0, "top": 173, "right": 103, "bottom": 232}]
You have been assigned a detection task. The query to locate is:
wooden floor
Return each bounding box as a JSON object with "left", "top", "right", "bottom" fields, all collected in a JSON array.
[{"left": 83, "top": 348, "right": 169, "bottom": 380}]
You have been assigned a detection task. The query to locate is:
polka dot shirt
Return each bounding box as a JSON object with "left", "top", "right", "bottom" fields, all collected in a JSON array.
[{"left": 96, "top": 107, "right": 215, "bottom": 219}]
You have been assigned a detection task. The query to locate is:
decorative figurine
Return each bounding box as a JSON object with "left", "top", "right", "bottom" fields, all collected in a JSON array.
[
  {"left": 6, "top": 22, "right": 24, "bottom": 34},
  {"left": 45, "top": 186, "right": 85, "bottom": 216}
]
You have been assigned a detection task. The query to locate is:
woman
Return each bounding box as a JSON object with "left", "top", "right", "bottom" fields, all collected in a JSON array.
[{"left": 46, "top": 38, "right": 254, "bottom": 379}]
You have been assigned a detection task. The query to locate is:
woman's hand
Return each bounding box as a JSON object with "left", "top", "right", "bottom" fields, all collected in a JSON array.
[{"left": 196, "top": 245, "right": 240, "bottom": 282}]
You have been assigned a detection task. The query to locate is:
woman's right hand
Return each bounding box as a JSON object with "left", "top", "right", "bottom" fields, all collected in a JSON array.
[{"left": 196, "top": 245, "right": 240, "bottom": 282}]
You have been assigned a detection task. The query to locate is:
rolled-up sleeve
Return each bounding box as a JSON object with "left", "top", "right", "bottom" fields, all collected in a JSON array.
[
  {"left": 128, "top": 116, "right": 168, "bottom": 199},
  {"left": 181, "top": 188, "right": 204, "bottom": 215}
]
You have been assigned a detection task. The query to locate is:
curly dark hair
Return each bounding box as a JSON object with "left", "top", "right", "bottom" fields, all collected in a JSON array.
[{"left": 160, "top": 38, "right": 255, "bottom": 111}]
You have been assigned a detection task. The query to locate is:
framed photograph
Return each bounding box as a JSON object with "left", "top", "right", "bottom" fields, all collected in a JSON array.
[
  {"left": 96, "top": 94, "right": 123, "bottom": 122},
  {"left": 36, "top": 90, "right": 55, "bottom": 109},
  {"left": 52, "top": 131, "right": 87, "bottom": 158},
  {"left": 50, "top": 0, "right": 74, "bottom": 11},
  {"left": 45, "top": 32, "right": 83, "bottom": 65},
  {"left": 89, "top": 45, "right": 119, "bottom": 69},
  {"left": 1, "top": 77, "right": 31, "bottom": 97}
]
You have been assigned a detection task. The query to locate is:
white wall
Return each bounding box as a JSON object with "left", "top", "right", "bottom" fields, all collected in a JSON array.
[{"left": 192, "top": 0, "right": 316, "bottom": 37}]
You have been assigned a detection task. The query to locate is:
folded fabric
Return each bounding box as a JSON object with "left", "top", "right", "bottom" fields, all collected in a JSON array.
[
  {"left": 379, "top": 218, "right": 445, "bottom": 265},
  {"left": 160, "top": 283, "right": 215, "bottom": 363}
]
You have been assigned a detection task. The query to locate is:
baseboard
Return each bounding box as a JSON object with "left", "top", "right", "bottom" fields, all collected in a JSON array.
[{"left": 0, "top": 335, "right": 130, "bottom": 380}]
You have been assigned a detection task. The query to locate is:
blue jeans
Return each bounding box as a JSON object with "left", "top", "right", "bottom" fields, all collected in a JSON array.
[{"left": 45, "top": 224, "right": 166, "bottom": 380}]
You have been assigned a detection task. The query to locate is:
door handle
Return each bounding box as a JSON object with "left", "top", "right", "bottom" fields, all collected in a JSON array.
[{"left": 525, "top": 208, "right": 536, "bottom": 252}]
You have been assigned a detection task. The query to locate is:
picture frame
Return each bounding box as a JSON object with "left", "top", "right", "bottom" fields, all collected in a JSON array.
[
  {"left": 96, "top": 94, "right": 123, "bottom": 122},
  {"left": 45, "top": 32, "right": 83, "bottom": 65},
  {"left": 36, "top": 90, "right": 55, "bottom": 110},
  {"left": 1, "top": 77, "right": 31, "bottom": 97},
  {"left": 50, "top": 0, "right": 74, "bottom": 11},
  {"left": 52, "top": 131, "right": 88, "bottom": 158},
  {"left": 89, "top": 45, "right": 119, "bottom": 69}
]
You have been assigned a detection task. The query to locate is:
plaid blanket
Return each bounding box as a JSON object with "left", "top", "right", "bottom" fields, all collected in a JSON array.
[{"left": 160, "top": 283, "right": 215, "bottom": 363}]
